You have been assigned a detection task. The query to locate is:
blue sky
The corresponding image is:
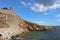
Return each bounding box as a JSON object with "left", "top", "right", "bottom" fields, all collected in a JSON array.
[{"left": 0, "top": 0, "right": 60, "bottom": 26}]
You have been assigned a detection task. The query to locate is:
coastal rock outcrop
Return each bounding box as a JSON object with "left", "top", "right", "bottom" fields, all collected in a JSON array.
[
  {"left": 0, "top": 7, "right": 54, "bottom": 40},
  {"left": 0, "top": 7, "right": 54, "bottom": 34},
  {"left": 19, "top": 20, "right": 53, "bottom": 32}
]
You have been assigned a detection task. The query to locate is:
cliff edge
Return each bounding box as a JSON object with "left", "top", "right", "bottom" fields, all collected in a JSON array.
[{"left": 0, "top": 7, "right": 54, "bottom": 40}]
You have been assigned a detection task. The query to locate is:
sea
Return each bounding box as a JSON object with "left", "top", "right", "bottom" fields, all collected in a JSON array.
[{"left": 19, "top": 26, "right": 60, "bottom": 40}]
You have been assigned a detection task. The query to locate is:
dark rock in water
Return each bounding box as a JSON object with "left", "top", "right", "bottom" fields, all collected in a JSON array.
[
  {"left": 10, "top": 35, "right": 19, "bottom": 40},
  {"left": 10, "top": 34, "right": 28, "bottom": 40},
  {"left": 11, "top": 35, "right": 33, "bottom": 40}
]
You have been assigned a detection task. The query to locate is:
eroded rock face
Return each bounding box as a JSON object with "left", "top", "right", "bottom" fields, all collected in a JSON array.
[
  {"left": 0, "top": 7, "right": 54, "bottom": 32},
  {"left": 19, "top": 20, "right": 53, "bottom": 32},
  {"left": 0, "top": 7, "right": 54, "bottom": 40}
]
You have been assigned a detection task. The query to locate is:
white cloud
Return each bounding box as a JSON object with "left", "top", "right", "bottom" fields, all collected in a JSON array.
[
  {"left": 20, "top": 1, "right": 32, "bottom": 7},
  {"left": 31, "top": 3, "right": 60, "bottom": 12},
  {"left": 49, "top": 4, "right": 60, "bottom": 9},
  {"left": 56, "top": 14, "right": 60, "bottom": 17},
  {"left": 55, "top": 0, "right": 60, "bottom": 3},
  {"left": 32, "top": 21, "right": 45, "bottom": 25},
  {"left": 20, "top": 0, "right": 60, "bottom": 12},
  {"left": 32, "top": 21, "right": 50, "bottom": 25},
  {"left": 57, "top": 20, "right": 60, "bottom": 23},
  {"left": 31, "top": 3, "right": 48, "bottom": 12},
  {"left": 20, "top": 1, "right": 26, "bottom": 6}
]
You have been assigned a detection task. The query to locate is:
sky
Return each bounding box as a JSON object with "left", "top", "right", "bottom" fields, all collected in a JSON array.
[{"left": 0, "top": 0, "right": 60, "bottom": 26}]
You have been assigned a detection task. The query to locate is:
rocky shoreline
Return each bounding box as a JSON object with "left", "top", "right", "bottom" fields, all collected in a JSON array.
[
  {"left": 0, "top": 7, "right": 55, "bottom": 40},
  {"left": 19, "top": 20, "right": 54, "bottom": 33}
]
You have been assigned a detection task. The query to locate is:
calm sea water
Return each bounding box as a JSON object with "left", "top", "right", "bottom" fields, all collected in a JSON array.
[{"left": 20, "top": 26, "right": 60, "bottom": 40}]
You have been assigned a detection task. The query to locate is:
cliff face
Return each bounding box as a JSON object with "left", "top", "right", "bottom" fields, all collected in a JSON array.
[
  {"left": 0, "top": 7, "right": 54, "bottom": 40},
  {"left": 0, "top": 7, "right": 53, "bottom": 32},
  {"left": 19, "top": 20, "right": 53, "bottom": 31}
]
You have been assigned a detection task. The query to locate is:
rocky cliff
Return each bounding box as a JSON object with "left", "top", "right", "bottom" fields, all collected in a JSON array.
[
  {"left": 0, "top": 7, "right": 54, "bottom": 33},
  {"left": 0, "top": 7, "right": 54, "bottom": 40},
  {"left": 19, "top": 20, "right": 53, "bottom": 31}
]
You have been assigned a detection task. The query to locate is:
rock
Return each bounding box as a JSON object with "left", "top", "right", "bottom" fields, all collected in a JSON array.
[
  {"left": 0, "top": 7, "right": 54, "bottom": 40},
  {"left": 0, "top": 7, "right": 54, "bottom": 32},
  {"left": 19, "top": 20, "right": 53, "bottom": 31},
  {"left": 19, "top": 19, "right": 54, "bottom": 32},
  {"left": 43, "top": 26, "right": 53, "bottom": 31}
]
